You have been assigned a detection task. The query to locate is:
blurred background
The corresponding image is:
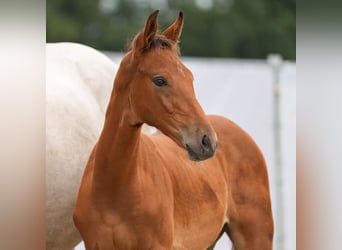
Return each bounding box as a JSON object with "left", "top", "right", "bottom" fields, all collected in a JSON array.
[
  {"left": 47, "top": 0, "right": 295, "bottom": 60},
  {"left": 47, "top": 1, "right": 295, "bottom": 250}
]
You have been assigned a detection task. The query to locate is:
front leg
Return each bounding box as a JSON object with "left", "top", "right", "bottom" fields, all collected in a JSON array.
[{"left": 206, "top": 223, "right": 229, "bottom": 250}]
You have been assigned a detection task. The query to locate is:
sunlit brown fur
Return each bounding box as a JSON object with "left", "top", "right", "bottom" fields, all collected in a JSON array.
[{"left": 74, "top": 10, "right": 273, "bottom": 250}]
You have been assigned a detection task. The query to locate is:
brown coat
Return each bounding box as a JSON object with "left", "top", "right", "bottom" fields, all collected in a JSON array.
[{"left": 74, "top": 10, "right": 273, "bottom": 250}]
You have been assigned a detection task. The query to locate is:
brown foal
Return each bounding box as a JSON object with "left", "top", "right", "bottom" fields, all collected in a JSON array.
[{"left": 74, "top": 10, "right": 273, "bottom": 250}]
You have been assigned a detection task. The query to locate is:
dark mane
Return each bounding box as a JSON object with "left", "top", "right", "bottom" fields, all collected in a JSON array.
[{"left": 127, "top": 33, "right": 180, "bottom": 54}]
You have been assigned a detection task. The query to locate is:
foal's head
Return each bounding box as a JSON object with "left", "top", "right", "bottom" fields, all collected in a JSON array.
[{"left": 114, "top": 10, "right": 217, "bottom": 161}]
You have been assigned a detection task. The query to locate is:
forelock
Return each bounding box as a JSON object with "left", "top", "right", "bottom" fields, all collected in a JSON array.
[{"left": 128, "top": 33, "right": 180, "bottom": 55}]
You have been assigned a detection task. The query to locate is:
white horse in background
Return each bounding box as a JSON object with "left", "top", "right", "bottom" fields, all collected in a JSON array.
[{"left": 46, "top": 42, "right": 118, "bottom": 250}]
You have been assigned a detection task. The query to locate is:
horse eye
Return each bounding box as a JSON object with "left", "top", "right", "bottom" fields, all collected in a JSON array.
[{"left": 152, "top": 77, "right": 168, "bottom": 87}]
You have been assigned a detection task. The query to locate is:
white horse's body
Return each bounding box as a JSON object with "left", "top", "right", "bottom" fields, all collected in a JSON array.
[{"left": 46, "top": 43, "right": 117, "bottom": 250}]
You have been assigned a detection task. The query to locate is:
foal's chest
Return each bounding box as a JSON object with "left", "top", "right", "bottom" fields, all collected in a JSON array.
[
  {"left": 97, "top": 190, "right": 174, "bottom": 249},
  {"left": 169, "top": 162, "right": 228, "bottom": 249}
]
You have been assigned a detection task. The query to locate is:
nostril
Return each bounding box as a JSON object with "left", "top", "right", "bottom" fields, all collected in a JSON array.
[{"left": 201, "top": 135, "right": 211, "bottom": 150}]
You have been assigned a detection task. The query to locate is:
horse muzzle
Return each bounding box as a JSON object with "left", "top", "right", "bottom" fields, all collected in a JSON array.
[{"left": 185, "top": 134, "right": 217, "bottom": 161}]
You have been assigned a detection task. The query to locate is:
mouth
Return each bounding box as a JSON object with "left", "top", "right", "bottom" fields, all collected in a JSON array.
[
  {"left": 186, "top": 144, "right": 201, "bottom": 161},
  {"left": 185, "top": 143, "right": 214, "bottom": 161}
]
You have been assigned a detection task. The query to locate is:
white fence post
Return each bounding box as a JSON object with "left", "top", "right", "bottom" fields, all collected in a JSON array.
[{"left": 267, "top": 54, "right": 284, "bottom": 250}]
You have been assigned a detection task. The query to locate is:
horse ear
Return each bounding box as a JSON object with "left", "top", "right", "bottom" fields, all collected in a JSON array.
[
  {"left": 162, "top": 11, "right": 184, "bottom": 43},
  {"left": 134, "top": 10, "right": 159, "bottom": 52}
]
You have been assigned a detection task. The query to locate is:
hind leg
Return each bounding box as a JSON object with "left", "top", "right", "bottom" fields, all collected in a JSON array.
[
  {"left": 226, "top": 179, "right": 273, "bottom": 249},
  {"left": 226, "top": 202, "right": 273, "bottom": 250},
  {"left": 224, "top": 202, "right": 273, "bottom": 250}
]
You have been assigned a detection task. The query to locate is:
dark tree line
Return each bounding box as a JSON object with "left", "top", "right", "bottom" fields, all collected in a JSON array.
[{"left": 47, "top": 0, "right": 295, "bottom": 60}]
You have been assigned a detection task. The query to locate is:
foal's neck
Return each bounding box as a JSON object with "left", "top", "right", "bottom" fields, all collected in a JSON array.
[{"left": 92, "top": 83, "right": 142, "bottom": 198}]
